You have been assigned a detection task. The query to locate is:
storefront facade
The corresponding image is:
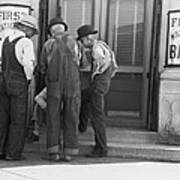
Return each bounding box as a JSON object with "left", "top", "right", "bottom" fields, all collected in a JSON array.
[
  {"left": 158, "top": 0, "right": 180, "bottom": 142},
  {"left": 1, "top": 0, "right": 180, "bottom": 141},
  {"left": 52, "top": 0, "right": 157, "bottom": 130}
]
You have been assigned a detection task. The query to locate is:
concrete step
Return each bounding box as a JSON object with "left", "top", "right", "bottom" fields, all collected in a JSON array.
[
  {"left": 24, "top": 127, "right": 180, "bottom": 162},
  {"left": 79, "top": 141, "right": 180, "bottom": 162},
  {"left": 79, "top": 127, "right": 158, "bottom": 144}
]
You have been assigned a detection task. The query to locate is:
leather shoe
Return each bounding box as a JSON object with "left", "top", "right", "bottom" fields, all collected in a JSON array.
[
  {"left": 86, "top": 148, "right": 107, "bottom": 158},
  {"left": 42, "top": 153, "right": 72, "bottom": 162},
  {"left": 78, "top": 120, "right": 88, "bottom": 133},
  {"left": 5, "top": 156, "right": 26, "bottom": 161},
  {"left": 42, "top": 153, "right": 60, "bottom": 162},
  {"left": 60, "top": 154, "right": 72, "bottom": 162},
  {"left": 28, "top": 133, "right": 39, "bottom": 142},
  {"left": 0, "top": 154, "right": 5, "bottom": 159}
]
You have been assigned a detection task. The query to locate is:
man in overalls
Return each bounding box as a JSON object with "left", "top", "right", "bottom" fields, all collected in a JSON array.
[
  {"left": 39, "top": 17, "right": 81, "bottom": 161},
  {"left": 77, "top": 25, "right": 118, "bottom": 157},
  {"left": 0, "top": 15, "right": 38, "bottom": 160}
]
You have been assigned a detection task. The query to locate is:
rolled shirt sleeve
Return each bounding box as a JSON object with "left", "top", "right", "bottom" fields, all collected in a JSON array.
[
  {"left": 15, "top": 37, "right": 36, "bottom": 80},
  {"left": 91, "top": 41, "right": 113, "bottom": 79}
]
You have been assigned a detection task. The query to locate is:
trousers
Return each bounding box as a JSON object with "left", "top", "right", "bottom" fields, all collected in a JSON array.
[
  {"left": 47, "top": 93, "right": 80, "bottom": 155},
  {"left": 80, "top": 66, "right": 112, "bottom": 151},
  {"left": 0, "top": 74, "right": 28, "bottom": 158}
]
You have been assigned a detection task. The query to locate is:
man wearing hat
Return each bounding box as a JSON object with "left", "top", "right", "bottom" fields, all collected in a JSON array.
[
  {"left": 0, "top": 14, "right": 38, "bottom": 160},
  {"left": 77, "top": 25, "right": 118, "bottom": 157},
  {"left": 39, "top": 17, "right": 80, "bottom": 161}
]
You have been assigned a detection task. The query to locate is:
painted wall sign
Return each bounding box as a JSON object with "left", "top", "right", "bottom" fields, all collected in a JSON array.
[
  {"left": 0, "top": 5, "right": 30, "bottom": 30},
  {"left": 166, "top": 10, "right": 180, "bottom": 66}
]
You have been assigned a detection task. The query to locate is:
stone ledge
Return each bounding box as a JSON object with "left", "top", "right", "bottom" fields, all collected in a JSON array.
[{"left": 160, "top": 68, "right": 180, "bottom": 80}]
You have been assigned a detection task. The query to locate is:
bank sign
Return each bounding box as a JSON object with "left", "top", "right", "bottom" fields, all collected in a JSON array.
[
  {"left": 166, "top": 10, "right": 180, "bottom": 66},
  {"left": 0, "top": 5, "right": 30, "bottom": 30}
]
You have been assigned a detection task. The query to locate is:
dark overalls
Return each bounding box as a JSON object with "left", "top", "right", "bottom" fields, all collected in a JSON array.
[
  {"left": 79, "top": 63, "right": 113, "bottom": 153},
  {"left": 0, "top": 37, "right": 28, "bottom": 158},
  {"left": 45, "top": 35, "right": 81, "bottom": 155}
]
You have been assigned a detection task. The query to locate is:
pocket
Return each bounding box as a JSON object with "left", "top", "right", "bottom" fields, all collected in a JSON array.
[{"left": 93, "top": 75, "right": 111, "bottom": 95}]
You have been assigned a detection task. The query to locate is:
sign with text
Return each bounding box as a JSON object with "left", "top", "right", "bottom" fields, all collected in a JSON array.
[
  {"left": 166, "top": 10, "right": 180, "bottom": 66},
  {"left": 0, "top": 5, "right": 30, "bottom": 30}
]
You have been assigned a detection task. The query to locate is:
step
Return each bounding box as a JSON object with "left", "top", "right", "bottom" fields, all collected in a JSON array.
[
  {"left": 79, "top": 141, "right": 180, "bottom": 162},
  {"left": 79, "top": 127, "right": 158, "bottom": 144},
  {"left": 24, "top": 127, "right": 180, "bottom": 162}
]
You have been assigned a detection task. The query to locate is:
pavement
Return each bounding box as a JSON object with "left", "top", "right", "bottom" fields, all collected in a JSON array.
[
  {"left": 0, "top": 154, "right": 180, "bottom": 180},
  {"left": 1, "top": 126, "right": 180, "bottom": 179}
]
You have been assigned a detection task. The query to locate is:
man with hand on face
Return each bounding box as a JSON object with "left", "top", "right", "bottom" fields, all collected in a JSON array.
[
  {"left": 39, "top": 17, "right": 81, "bottom": 162},
  {"left": 77, "top": 25, "right": 118, "bottom": 158},
  {"left": 0, "top": 14, "right": 38, "bottom": 160}
]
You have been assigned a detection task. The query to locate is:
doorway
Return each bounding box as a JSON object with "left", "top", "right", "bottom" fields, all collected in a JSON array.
[
  {"left": 104, "top": 0, "right": 155, "bottom": 129},
  {"left": 50, "top": 0, "right": 159, "bottom": 129}
]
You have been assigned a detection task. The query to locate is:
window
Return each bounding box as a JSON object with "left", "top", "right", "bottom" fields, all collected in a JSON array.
[
  {"left": 108, "top": 0, "right": 145, "bottom": 66},
  {"left": 62, "top": 0, "right": 93, "bottom": 37}
]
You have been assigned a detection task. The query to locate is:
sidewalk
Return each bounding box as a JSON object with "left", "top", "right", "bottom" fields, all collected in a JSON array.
[
  {"left": 0, "top": 153, "right": 180, "bottom": 180},
  {"left": 1, "top": 126, "right": 180, "bottom": 179},
  {"left": 24, "top": 126, "right": 180, "bottom": 162}
]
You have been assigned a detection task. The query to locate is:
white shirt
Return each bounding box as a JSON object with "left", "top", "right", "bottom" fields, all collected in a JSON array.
[
  {"left": 0, "top": 29, "right": 35, "bottom": 80},
  {"left": 91, "top": 40, "right": 118, "bottom": 79}
]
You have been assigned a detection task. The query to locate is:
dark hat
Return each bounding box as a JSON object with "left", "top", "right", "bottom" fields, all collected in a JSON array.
[
  {"left": 77, "top": 25, "right": 98, "bottom": 40},
  {"left": 48, "top": 17, "right": 68, "bottom": 35}
]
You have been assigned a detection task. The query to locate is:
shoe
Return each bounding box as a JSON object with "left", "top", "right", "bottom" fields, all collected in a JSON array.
[
  {"left": 86, "top": 147, "right": 107, "bottom": 158},
  {"left": 42, "top": 153, "right": 61, "bottom": 162},
  {"left": 42, "top": 153, "right": 72, "bottom": 162},
  {"left": 31, "top": 133, "right": 39, "bottom": 142},
  {"left": 5, "top": 156, "right": 26, "bottom": 161},
  {"left": 27, "top": 133, "right": 39, "bottom": 142},
  {"left": 61, "top": 154, "right": 72, "bottom": 162},
  {"left": 0, "top": 154, "right": 5, "bottom": 160},
  {"left": 78, "top": 115, "right": 89, "bottom": 133}
]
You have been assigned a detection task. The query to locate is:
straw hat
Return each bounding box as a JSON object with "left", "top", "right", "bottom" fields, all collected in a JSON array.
[{"left": 14, "top": 14, "right": 38, "bottom": 34}]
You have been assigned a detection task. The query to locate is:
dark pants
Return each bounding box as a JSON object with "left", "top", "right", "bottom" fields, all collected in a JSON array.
[
  {"left": 47, "top": 82, "right": 80, "bottom": 155},
  {"left": 0, "top": 74, "right": 28, "bottom": 158},
  {"left": 80, "top": 67, "right": 112, "bottom": 152}
]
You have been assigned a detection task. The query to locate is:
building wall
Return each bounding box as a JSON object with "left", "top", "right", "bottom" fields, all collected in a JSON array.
[{"left": 158, "top": 0, "right": 180, "bottom": 143}]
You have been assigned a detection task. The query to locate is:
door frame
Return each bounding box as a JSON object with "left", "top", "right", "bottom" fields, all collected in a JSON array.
[
  {"left": 141, "top": 0, "right": 154, "bottom": 127},
  {"left": 147, "top": 0, "right": 162, "bottom": 131}
]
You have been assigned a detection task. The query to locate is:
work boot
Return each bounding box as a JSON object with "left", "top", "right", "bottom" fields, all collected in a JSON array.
[{"left": 86, "top": 146, "right": 107, "bottom": 158}]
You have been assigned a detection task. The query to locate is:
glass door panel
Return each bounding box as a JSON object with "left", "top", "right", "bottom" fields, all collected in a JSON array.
[
  {"left": 108, "top": 0, "right": 144, "bottom": 66},
  {"left": 61, "top": 0, "right": 93, "bottom": 37},
  {"left": 106, "top": 0, "right": 146, "bottom": 127}
]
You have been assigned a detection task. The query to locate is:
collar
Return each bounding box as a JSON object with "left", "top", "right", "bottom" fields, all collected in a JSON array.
[{"left": 8, "top": 29, "right": 26, "bottom": 42}]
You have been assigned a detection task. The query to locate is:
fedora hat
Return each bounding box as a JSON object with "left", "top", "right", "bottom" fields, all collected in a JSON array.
[
  {"left": 77, "top": 25, "right": 98, "bottom": 40},
  {"left": 48, "top": 17, "right": 68, "bottom": 35},
  {"left": 15, "top": 14, "right": 38, "bottom": 34}
]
